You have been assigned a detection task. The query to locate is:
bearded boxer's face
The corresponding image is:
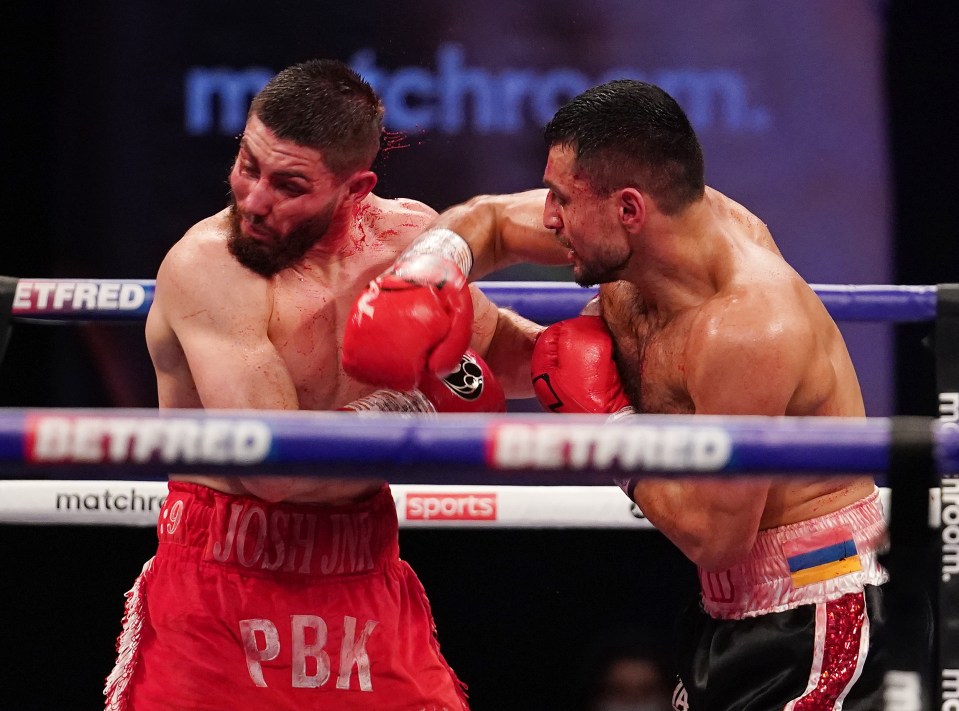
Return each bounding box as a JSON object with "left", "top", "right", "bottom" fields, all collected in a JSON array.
[
  {"left": 227, "top": 116, "right": 342, "bottom": 277},
  {"left": 226, "top": 197, "right": 336, "bottom": 277},
  {"left": 542, "top": 144, "right": 631, "bottom": 287}
]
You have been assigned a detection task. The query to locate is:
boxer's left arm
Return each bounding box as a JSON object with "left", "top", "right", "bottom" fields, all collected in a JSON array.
[
  {"left": 342, "top": 231, "right": 474, "bottom": 391},
  {"left": 629, "top": 305, "right": 805, "bottom": 572},
  {"left": 342, "top": 348, "right": 506, "bottom": 414},
  {"left": 529, "top": 314, "right": 632, "bottom": 415},
  {"left": 529, "top": 313, "right": 640, "bottom": 496},
  {"left": 467, "top": 284, "right": 544, "bottom": 399}
]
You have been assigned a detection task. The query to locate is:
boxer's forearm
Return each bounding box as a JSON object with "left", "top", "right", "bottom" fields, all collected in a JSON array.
[
  {"left": 632, "top": 477, "right": 771, "bottom": 571},
  {"left": 427, "top": 190, "right": 569, "bottom": 279},
  {"left": 483, "top": 308, "right": 544, "bottom": 399}
]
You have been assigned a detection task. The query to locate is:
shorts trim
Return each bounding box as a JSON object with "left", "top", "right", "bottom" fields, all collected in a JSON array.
[{"left": 103, "top": 557, "right": 153, "bottom": 710}]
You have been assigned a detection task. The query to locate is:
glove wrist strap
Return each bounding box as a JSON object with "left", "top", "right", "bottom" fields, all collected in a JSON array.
[
  {"left": 343, "top": 389, "right": 438, "bottom": 414},
  {"left": 401, "top": 228, "right": 474, "bottom": 277},
  {"left": 607, "top": 405, "right": 636, "bottom": 422},
  {"left": 608, "top": 406, "right": 638, "bottom": 498}
]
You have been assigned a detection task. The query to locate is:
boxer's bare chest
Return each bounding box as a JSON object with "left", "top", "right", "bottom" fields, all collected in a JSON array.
[
  {"left": 264, "top": 199, "right": 429, "bottom": 411},
  {"left": 600, "top": 284, "right": 694, "bottom": 415},
  {"left": 267, "top": 268, "right": 383, "bottom": 411}
]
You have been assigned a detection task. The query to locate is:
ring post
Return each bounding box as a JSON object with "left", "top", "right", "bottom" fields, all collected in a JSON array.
[
  {"left": 936, "top": 284, "right": 959, "bottom": 709},
  {"left": 0, "top": 277, "right": 19, "bottom": 367},
  {"left": 885, "top": 417, "right": 938, "bottom": 710}
]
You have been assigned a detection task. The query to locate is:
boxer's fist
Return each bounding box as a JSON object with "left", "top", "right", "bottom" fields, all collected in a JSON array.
[
  {"left": 343, "top": 253, "right": 473, "bottom": 391},
  {"left": 420, "top": 348, "right": 506, "bottom": 413},
  {"left": 342, "top": 349, "right": 505, "bottom": 414},
  {"left": 531, "top": 315, "right": 631, "bottom": 414}
]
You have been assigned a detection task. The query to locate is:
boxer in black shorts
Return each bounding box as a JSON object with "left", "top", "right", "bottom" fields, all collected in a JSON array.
[{"left": 342, "top": 79, "right": 890, "bottom": 710}]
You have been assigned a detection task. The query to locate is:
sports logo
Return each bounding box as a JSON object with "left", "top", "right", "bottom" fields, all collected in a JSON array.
[{"left": 406, "top": 493, "right": 497, "bottom": 521}]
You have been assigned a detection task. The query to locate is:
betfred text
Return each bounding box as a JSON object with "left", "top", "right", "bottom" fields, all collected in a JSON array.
[{"left": 489, "top": 423, "right": 732, "bottom": 471}]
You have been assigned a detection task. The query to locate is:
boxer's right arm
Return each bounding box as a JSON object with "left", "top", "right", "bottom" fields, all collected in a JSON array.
[
  {"left": 149, "top": 233, "right": 299, "bottom": 410},
  {"left": 425, "top": 189, "right": 570, "bottom": 279},
  {"left": 343, "top": 190, "right": 568, "bottom": 391}
]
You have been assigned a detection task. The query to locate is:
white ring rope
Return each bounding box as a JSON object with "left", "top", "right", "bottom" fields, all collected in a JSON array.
[
  {"left": 0, "top": 480, "right": 913, "bottom": 529},
  {"left": 0, "top": 481, "right": 651, "bottom": 528}
]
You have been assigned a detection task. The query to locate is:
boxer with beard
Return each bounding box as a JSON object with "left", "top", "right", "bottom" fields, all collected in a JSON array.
[
  {"left": 225, "top": 192, "right": 336, "bottom": 277},
  {"left": 103, "top": 59, "right": 541, "bottom": 711}
]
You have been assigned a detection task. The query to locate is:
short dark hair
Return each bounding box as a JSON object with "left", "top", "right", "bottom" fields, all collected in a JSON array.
[
  {"left": 544, "top": 79, "right": 705, "bottom": 215},
  {"left": 250, "top": 59, "right": 384, "bottom": 178}
]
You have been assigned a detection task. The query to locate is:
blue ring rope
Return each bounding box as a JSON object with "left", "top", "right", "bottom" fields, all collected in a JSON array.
[
  {"left": 1, "top": 409, "right": 956, "bottom": 483},
  {"left": 7, "top": 279, "right": 940, "bottom": 323}
]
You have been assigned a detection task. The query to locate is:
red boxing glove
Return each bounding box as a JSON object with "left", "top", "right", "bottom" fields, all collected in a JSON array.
[
  {"left": 342, "top": 349, "right": 505, "bottom": 414},
  {"left": 531, "top": 315, "right": 631, "bottom": 414},
  {"left": 343, "top": 252, "right": 473, "bottom": 391},
  {"left": 419, "top": 348, "right": 506, "bottom": 413}
]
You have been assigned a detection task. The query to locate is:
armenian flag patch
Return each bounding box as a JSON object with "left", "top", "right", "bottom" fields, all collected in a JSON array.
[{"left": 782, "top": 525, "right": 862, "bottom": 588}]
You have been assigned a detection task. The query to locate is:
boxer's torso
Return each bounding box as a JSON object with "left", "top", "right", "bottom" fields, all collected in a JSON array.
[
  {"left": 600, "top": 190, "right": 874, "bottom": 529},
  {"left": 150, "top": 195, "right": 436, "bottom": 503}
]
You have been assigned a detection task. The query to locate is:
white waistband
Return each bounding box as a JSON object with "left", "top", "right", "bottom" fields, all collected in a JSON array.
[{"left": 699, "top": 490, "right": 889, "bottom": 619}]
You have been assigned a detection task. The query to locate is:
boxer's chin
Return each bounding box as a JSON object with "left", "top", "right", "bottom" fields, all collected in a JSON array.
[
  {"left": 573, "top": 252, "right": 630, "bottom": 288},
  {"left": 226, "top": 204, "right": 335, "bottom": 277}
]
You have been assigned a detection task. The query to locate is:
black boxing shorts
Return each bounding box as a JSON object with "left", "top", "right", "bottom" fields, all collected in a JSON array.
[{"left": 672, "top": 490, "right": 888, "bottom": 710}]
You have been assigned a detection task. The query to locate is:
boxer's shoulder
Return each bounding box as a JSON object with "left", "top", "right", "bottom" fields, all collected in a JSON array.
[
  {"left": 690, "top": 289, "right": 808, "bottom": 361},
  {"left": 360, "top": 194, "right": 438, "bottom": 236},
  {"left": 163, "top": 210, "right": 236, "bottom": 268},
  {"left": 156, "top": 214, "right": 267, "bottom": 316}
]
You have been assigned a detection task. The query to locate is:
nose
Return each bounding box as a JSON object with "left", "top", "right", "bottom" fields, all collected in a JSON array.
[
  {"left": 543, "top": 201, "right": 563, "bottom": 231},
  {"left": 239, "top": 177, "right": 272, "bottom": 217}
]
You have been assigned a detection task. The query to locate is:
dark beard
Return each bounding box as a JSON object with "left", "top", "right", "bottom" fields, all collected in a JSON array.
[
  {"left": 226, "top": 198, "right": 336, "bottom": 277},
  {"left": 573, "top": 252, "right": 630, "bottom": 288}
]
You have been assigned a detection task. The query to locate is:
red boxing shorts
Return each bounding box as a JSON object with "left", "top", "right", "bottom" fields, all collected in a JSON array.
[{"left": 104, "top": 482, "right": 468, "bottom": 711}]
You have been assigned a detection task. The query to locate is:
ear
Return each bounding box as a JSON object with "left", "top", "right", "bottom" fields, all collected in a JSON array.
[
  {"left": 618, "top": 188, "right": 646, "bottom": 234},
  {"left": 344, "top": 170, "right": 378, "bottom": 203}
]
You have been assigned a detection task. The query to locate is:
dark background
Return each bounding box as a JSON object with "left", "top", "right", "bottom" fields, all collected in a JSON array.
[{"left": 1, "top": 1, "right": 958, "bottom": 710}]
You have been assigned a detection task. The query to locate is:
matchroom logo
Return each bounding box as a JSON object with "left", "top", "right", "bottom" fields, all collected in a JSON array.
[{"left": 184, "top": 44, "right": 771, "bottom": 137}]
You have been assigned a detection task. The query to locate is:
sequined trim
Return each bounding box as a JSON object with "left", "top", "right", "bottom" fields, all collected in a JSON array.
[{"left": 785, "top": 592, "right": 869, "bottom": 710}]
